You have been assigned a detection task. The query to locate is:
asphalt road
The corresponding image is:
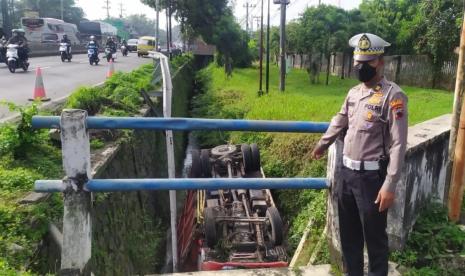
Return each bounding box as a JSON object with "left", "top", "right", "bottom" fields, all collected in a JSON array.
[{"left": 0, "top": 52, "right": 152, "bottom": 120}]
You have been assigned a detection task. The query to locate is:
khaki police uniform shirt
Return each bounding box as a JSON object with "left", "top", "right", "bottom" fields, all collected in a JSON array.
[{"left": 317, "top": 77, "right": 408, "bottom": 193}]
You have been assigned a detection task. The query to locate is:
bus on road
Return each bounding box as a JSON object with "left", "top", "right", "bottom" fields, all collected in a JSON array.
[{"left": 21, "top": 17, "right": 80, "bottom": 44}]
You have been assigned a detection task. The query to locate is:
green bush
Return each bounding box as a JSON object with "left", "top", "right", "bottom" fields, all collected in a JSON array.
[
  {"left": 0, "top": 168, "right": 42, "bottom": 193},
  {"left": 171, "top": 53, "right": 194, "bottom": 70},
  {"left": 66, "top": 86, "right": 107, "bottom": 115},
  {"left": 0, "top": 102, "right": 46, "bottom": 159},
  {"left": 391, "top": 203, "right": 465, "bottom": 275},
  {"left": 66, "top": 64, "right": 154, "bottom": 117}
]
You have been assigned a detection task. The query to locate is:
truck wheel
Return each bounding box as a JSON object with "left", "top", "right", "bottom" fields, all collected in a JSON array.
[
  {"left": 266, "top": 206, "right": 284, "bottom": 246},
  {"left": 204, "top": 207, "right": 218, "bottom": 248},
  {"left": 190, "top": 150, "right": 202, "bottom": 178},
  {"left": 200, "top": 149, "right": 212, "bottom": 177},
  {"left": 250, "top": 143, "right": 261, "bottom": 171},
  {"left": 241, "top": 144, "right": 253, "bottom": 173}
]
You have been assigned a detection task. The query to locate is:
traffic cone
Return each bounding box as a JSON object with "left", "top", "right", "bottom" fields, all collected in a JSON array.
[
  {"left": 106, "top": 60, "right": 115, "bottom": 78},
  {"left": 29, "top": 67, "right": 50, "bottom": 102}
]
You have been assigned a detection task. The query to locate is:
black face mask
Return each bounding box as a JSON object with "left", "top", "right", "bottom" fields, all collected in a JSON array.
[{"left": 353, "top": 62, "right": 377, "bottom": 82}]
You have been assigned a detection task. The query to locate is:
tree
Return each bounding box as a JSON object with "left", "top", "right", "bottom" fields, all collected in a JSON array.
[
  {"left": 410, "top": 0, "right": 463, "bottom": 87},
  {"left": 142, "top": 0, "right": 251, "bottom": 74},
  {"left": 300, "top": 5, "right": 350, "bottom": 85},
  {"left": 286, "top": 20, "right": 306, "bottom": 68},
  {"left": 269, "top": 26, "right": 280, "bottom": 65}
]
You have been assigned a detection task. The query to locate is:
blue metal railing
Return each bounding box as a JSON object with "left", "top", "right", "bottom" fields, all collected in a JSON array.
[
  {"left": 32, "top": 116, "right": 330, "bottom": 133},
  {"left": 32, "top": 115, "right": 330, "bottom": 192},
  {"left": 35, "top": 178, "right": 329, "bottom": 193}
]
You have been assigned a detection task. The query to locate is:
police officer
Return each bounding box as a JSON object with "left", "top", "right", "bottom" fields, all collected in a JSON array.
[{"left": 312, "top": 33, "right": 408, "bottom": 276}]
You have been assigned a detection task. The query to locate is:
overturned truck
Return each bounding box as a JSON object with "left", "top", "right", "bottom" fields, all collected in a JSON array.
[{"left": 177, "top": 144, "right": 288, "bottom": 272}]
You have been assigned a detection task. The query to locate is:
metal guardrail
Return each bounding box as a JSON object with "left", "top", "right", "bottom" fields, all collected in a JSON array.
[
  {"left": 35, "top": 178, "right": 329, "bottom": 193},
  {"left": 32, "top": 116, "right": 330, "bottom": 133}
]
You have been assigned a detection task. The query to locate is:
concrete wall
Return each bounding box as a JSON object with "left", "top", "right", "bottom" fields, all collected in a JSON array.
[
  {"left": 326, "top": 114, "right": 452, "bottom": 266},
  {"left": 293, "top": 53, "right": 457, "bottom": 91}
]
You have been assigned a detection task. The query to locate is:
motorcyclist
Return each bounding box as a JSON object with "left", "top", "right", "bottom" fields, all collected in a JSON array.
[
  {"left": 120, "top": 39, "right": 128, "bottom": 55},
  {"left": 86, "top": 35, "right": 99, "bottom": 49},
  {"left": 7, "top": 29, "right": 29, "bottom": 61},
  {"left": 60, "top": 34, "right": 71, "bottom": 54},
  {"left": 105, "top": 36, "right": 117, "bottom": 53}
]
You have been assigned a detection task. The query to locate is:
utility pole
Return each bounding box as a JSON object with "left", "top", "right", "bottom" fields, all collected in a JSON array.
[
  {"left": 244, "top": 2, "right": 250, "bottom": 33},
  {"left": 155, "top": 0, "right": 159, "bottom": 50},
  {"left": 258, "top": 0, "right": 264, "bottom": 96},
  {"left": 61, "top": 0, "right": 64, "bottom": 20},
  {"left": 166, "top": 1, "right": 171, "bottom": 59},
  {"left": 448, "top": 13, "right": 465, "bottom": 222},
  {"left": 253, "top": 16, "right": 260, "bottom": 31},
  {"left": 103, "top": 0, "right": 111, "bottom": 19},
  {"left": 274, "top": 0, "right": 289, "bottom": 92},
  {"left": 118, "top": 2, "right": 125, "bottom": 18},
  {"left": 243, "top": 1, "right": 256, "bottom": 34},
  {"left": 169, "top": 1, "right": 172, "bottom": 56},
  {"left": 265, "top": 0, "right": 271, "bottom": 94}
]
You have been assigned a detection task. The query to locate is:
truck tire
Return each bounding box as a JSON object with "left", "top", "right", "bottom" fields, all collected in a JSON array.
[
  {"left": 204, "top": 207, "right": 218, "bottom": 248},
  {"left": 200, "top": 149, "right": 212, "bottom": 177},
  {"left": 190, "top": 150, "right": 202, "bottom": 178},
  {"left": 241, "top": 144, "right": 253, "bottom": 173},
  {"left": 266, "top": 206, "right": 284, "bottom": 246},
  {"left": 250, "top": 143, "right": 261, "bottom": 171}
]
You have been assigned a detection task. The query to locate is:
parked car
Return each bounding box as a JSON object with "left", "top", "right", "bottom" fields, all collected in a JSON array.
[{"left": 127, "top": 38, "right": 138, "bottom": 52}]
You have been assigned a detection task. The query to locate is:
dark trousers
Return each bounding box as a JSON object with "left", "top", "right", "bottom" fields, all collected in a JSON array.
[{"left": 338, "top": 166, "right": 389, "bottom": 276}]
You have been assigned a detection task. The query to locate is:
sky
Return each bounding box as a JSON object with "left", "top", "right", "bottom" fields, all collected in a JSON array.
[{"left": 75, "top": 0, "right": 362, "bottom": 29}]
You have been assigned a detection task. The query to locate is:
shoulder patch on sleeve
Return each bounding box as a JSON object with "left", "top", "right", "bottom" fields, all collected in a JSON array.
[{"left": 390, "top": 99, "right": 404, "bottom": 109}]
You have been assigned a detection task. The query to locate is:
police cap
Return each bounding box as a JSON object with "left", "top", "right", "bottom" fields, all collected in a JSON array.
[{"left": 349, "top": 33, "right": 391, "bottom": 61}]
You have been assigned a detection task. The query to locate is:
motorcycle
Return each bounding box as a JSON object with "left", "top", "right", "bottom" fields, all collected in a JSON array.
[
  {"left": 59, "top": 43, "right": 72, "bottom": 62},
  {"left": 7, "top": 44, "right": 29, "bottom": 73},
  {"left": 87, "top": 45, "right": 99, "bottom": 66},
  {"left": 121, "top": 45, "right": 128, "bottom": 57},
  {"left": 105, "top": 47, "right": 117, "bottom": 62}
]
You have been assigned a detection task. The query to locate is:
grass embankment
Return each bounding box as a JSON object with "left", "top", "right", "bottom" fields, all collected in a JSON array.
[
  {"left": 191, "top": 64, "right": 459, "bottom": 273},
  {"left": 0, "top": 63, "right": 157, "bottom": 275}
]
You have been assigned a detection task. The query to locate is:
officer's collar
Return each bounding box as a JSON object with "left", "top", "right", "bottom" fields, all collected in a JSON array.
[{"left": 366, "top": 77, "right": 388, "bottom": 94}]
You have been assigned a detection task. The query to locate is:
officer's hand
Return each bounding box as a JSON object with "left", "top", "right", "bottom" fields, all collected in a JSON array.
[
  {"left": 311, "top": 145, "right": 325, "bottom": 160},
  {"left": 375, "top": 189, "right": 395, "bottom": 212}
]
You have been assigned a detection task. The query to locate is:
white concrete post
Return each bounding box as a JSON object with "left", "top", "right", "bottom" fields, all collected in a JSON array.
[
  {"left": 60, "top": 109, "right": 92, "bottom": 275},
  {"left": 326, "top": 138, "right": 344, "bottom": 269}
]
